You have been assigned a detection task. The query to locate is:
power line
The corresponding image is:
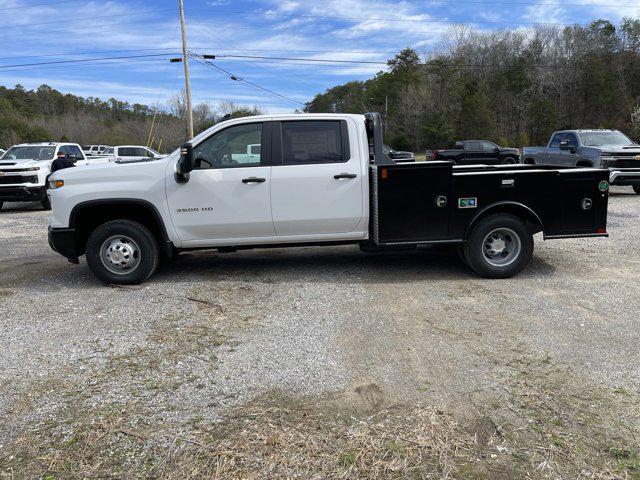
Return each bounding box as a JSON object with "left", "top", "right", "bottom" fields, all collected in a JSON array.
[
  {"left": 195, "top": 47, "right": 400, "bottom": 54},
  {"left": 0, "top": 8, "right": 172, "bottom": 29},
  {"left": 0, "top": 0, "right": 80, "bottom": 10},
  {"left": 190, "top": 55, "right": 303, "bottom": 107},
  {"left": 0, "top": 53, "right": 178, "bottom": 69},
  {"left": 191, "top": 23, "right": 332, "bottom": 92},
  {"left": 0, "top": 57, "right": 170, "bottom": 73},
  {"left": 217, "top": 54, "right": 388, "bottom": 65},
  {"left": 205, "top": 9, "right": 619, "bottom": 27},
  {"left": 0, "top": 48, "right": 180, "bottom": 62},
  {"left": 203, "top": 54, "right": 640, "bottom": 71},
  {"left": 1, "top": 6, "right": 627, "bottom": 31},
  {"left": 189, "top": 53, "right": 305, "bottom": 107},
  {"left": 389, "top": 0, "right": 640, "bottom": 7}
]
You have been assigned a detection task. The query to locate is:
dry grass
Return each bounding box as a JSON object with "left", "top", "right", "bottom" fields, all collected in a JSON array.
[{"left": 1, "top": 403, "right": 477, "bottom": 479}]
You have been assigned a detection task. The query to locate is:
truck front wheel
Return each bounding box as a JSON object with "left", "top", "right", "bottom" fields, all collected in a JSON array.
[
  {"left": 86, "top": 220, "right": 159, "bottom": 285},
  {"left": 464, "top": 214, "right": 533, "bottom": 279}
]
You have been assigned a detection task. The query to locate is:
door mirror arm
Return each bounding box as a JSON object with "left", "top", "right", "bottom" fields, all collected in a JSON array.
[{"left": 175, "top": 143, "right": 194, "bottom": 184}]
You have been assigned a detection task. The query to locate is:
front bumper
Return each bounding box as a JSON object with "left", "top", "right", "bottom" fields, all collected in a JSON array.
[
  {"left": 48, "top": 226, "right": 79, "bottom": 260},
  {"left": 610, "top": 169, "right": 640, "bottom": 186},
  {"left": 0, "top": 185, "right": 47, "bottom": 202}
]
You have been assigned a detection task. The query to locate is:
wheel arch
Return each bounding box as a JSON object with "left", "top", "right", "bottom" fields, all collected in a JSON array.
[
  {"left": 464, "top": 201, "right": 544, "bottom": 239},
  {"left": 70, "top": 199, "right": 172, "bottom": 256},
  {"left": 576, "top": 159, "right": 593, "bottom": 167}
]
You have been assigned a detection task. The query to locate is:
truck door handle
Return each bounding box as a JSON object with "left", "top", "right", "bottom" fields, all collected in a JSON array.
[
  {"left": 242, "top": 177, "right": 266, "bottom": 184},
  {"left": 334, "top": 173, "right": 357, "bottom": 179}
]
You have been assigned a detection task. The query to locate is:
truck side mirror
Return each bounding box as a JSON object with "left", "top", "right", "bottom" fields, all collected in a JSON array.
[
  {"left": 175, "top": 143, "right": 194, "bottom": 183},
  {"left": 559, "top": 141, "right": 577, "bottom": 154}
]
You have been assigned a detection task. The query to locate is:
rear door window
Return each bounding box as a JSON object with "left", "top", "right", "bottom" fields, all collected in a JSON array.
[
  {"left": 479, "top": 141, "right": 497, "bottom": 152},
  {"left": 280, "top": 121, "right": 347, "bottom": 165},
  {"left": 68, "top": 145, "right": 84, "bottom": 159}
]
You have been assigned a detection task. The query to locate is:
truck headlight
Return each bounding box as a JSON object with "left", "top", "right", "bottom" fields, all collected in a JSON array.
[
  {"left": 49, "top": 179, "right": 64, "bottom": 189},
  {"left": 600, "top": 156, "right": 614, "bottom": 167}
]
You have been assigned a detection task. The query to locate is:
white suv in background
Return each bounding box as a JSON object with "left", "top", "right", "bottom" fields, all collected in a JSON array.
[
  {"left": 106, "top": 146, "right": 165, "bottom": 163},
  {"left": 0, "top": 143, "right": 93, "bottom": 210},
  {"left": 83, "top": 145, "right": 110, "bottom": 157}
]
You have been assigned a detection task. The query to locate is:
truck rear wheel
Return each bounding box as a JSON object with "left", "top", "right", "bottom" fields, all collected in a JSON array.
[
  {"left": 464, "top": 214, "right": 533, "bottom": 279},
  {"left": 86, "top": 220, "right": 159, "bottom": 285},
  {"left": 634, "top": 186, "right": 640, "bottom": 195}
]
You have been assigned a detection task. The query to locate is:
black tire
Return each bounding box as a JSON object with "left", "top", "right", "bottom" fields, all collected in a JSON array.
[
  {"left": 463, "top": 213, "right": 533, "bottom": 279},
  {"left": 456, "top": 244, "right": 468, "bottom": 266},
  {"left": 633, "top": 186, "right": 640, "bottom": 195},
  {"left": 86, "top": 220, "right": 159, "bottom": 285},
  {"left": 41, "top": 197, "right": 51, "bottom": 210},
  {"left": 502, "top": 156, "right": 517, "bottom": 165},
  {"left": 523, "top": 158, "right": 535, "bottom": 165},
  {"left": 0, "top": 201, "right": 3, "bottom": 211}
]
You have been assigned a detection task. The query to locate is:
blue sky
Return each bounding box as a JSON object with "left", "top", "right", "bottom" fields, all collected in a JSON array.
[{"left": 0, "top": 0, "right": 637, "bottom": 113}]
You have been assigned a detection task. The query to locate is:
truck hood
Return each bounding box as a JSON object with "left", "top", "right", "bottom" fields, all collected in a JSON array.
[
  {"left": 50, "top": 155, "right": 170, "bottom": 183},
  {"left": 592, "top": 144, "right": 640, "bottom": 153},
  {"left": 0, "top": 159, "right": 46, "bottom": 168}
]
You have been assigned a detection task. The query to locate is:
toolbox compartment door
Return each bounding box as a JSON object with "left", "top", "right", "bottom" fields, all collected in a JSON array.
[
  {"left": 374, "top": 162, "right": 452, "bottom": 243},
  {"left": 556, "top": 171, "right": 608, "bottom": 235}
]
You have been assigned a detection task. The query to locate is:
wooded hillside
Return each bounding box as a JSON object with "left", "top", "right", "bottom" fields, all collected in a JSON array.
[
  {"left": 0, "top": 85, "right": 260, "bottom": 152},
  {"left": 305, "top": 19, "right": 640, "bottom": 151}
]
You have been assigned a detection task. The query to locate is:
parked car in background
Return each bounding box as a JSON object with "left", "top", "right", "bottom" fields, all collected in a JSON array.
[
  {"left": 83, "top": 145, "right": 110, "bottom": 157},
  {"left": 384, "top": 144, "right": 415, "bottom": 163},
  {"left": 105, "top": 146, "right": 165, "bottom": 164},
  {"left": 522, "top": 130, "right": 640, "bottom": 194},
  {"left": 0, "top": 142, "right": 96, "bottom": 210},
  {"left": 428, "top": 140, "right": 520, "bottom": 165}
]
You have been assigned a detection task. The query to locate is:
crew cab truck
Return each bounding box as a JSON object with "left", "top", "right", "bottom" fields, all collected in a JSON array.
[
  {"left": 47, "top": 113, "right": 610, "bottom": 285},
  {"left": 0, "top": 142, "right": 89, "bottom": 210},
  {"left": 522, "top": 130, "right": 640, "bottom": 194},
  {"left": 429, "top": 140, "right": 520, "bottom": 165}
]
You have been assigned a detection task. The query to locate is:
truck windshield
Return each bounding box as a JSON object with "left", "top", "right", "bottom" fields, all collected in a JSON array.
[
  {"left": 2, "top": 146, "right": 56, "bottom": 160},
  {"left": 579, "top": 131, "right": 634, "bottom": 146}
]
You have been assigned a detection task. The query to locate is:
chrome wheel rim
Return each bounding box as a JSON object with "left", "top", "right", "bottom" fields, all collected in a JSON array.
[
  {"left": 482, "top": 228, "right": 521, "bottom": 267},
  {"left": 100, "top": 235, "right": 141, "bottom": 275}
]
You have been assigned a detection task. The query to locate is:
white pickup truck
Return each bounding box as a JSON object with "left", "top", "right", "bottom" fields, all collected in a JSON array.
[
  {"left": 47, "top": 113, "right": 610, "bottom": 285},
  {"left": 0, "top": 142, "right": 98, "bottom": 210}
]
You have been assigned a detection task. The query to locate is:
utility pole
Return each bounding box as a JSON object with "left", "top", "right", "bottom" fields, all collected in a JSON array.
[{"left": 178, "top": 0, "right": 194, "bottom": 139}]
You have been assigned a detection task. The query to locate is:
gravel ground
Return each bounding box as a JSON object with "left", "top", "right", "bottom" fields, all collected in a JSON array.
[{"left": 0, "top": 188, "right": 639, "bottom": 477}]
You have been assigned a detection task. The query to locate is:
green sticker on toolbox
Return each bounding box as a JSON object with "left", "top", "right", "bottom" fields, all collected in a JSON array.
[{"left": 458, "top": 197, "right": 478, "bottom": 209}]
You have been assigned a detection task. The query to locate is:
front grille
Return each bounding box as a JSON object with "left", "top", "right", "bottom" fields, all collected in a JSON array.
[
  {"left": 0, "top": 175, "right": 37, "bottom": 185},
  {"left": 612, "top": 159, "right": 640, "bottom": 168},
  {"left": 0, "top": 167, "right": 37, "bottom": 173}
]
